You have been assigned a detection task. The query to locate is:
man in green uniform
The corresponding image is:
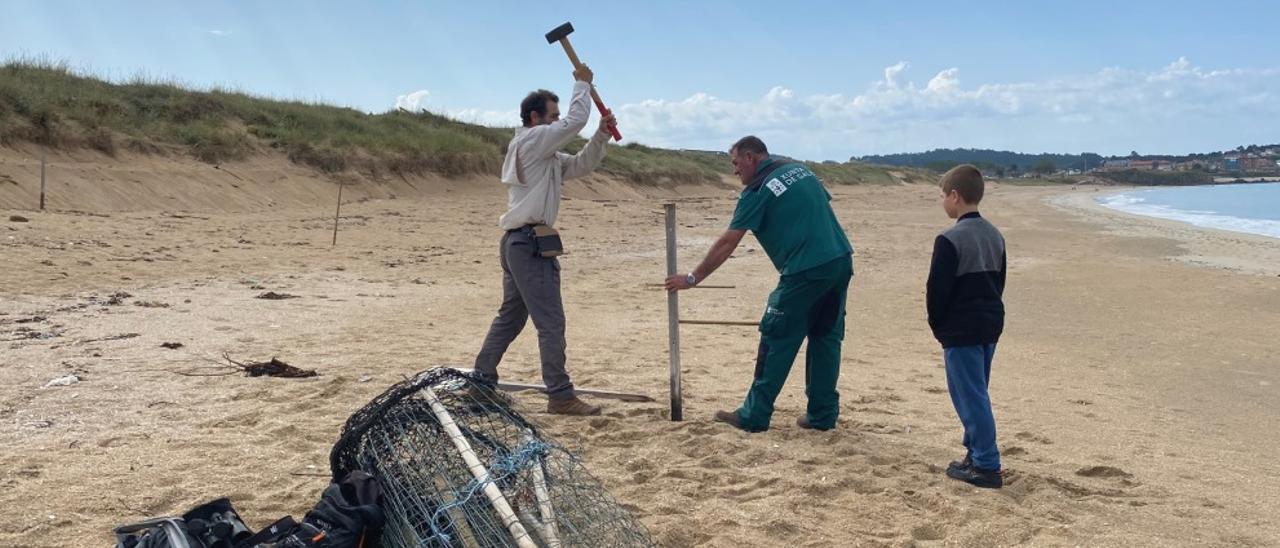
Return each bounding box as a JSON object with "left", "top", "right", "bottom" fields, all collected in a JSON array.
[{"left": 665, "top": 136, "right": 853, "bottom": 432}]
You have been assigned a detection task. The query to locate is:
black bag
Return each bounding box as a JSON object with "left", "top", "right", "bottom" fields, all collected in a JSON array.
[
  {"left": 113, "top": 472, "right": 383, "bottom": 548},
  {"left": 115, "top": 498, "right": 252, "bottom": 548},
  {"left": 290, "top": 471, "right": 384, "bottom": 547}
]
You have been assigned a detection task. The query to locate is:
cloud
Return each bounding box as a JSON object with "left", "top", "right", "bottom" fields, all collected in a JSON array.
[
  {"left": 883, "top": 61, "right": 909, "bottom": 89},
  {"left": 208, "top": 30, "right": 232, "bottom": 37},
  {"left": 404, "top": 59, "right": 1280, "bottom": 159},
  {"left": 615, "top": 58, "right": 1280, "bottom": 158},
  {"left": 394, "top": 90, "right": 430, "bottom": 112},
  {"left": 446, "top": 108, "right": 519, "bottom": 127}
]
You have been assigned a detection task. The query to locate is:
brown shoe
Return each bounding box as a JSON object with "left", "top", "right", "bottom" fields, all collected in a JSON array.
[{"left": 547, "top": 396, "right": 602, "bottom": 416}]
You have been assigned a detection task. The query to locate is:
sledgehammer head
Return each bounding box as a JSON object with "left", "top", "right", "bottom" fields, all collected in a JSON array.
[{"left": 545, "top": 22, "right": 574, "bottom": 44}]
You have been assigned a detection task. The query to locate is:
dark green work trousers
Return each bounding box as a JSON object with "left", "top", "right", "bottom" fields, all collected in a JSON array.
[{"left": 736, "top": 254, "right": 852, "bottom": 431}]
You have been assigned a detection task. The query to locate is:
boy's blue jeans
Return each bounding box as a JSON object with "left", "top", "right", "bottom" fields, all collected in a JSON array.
[{"left": 944, "top": 344, "right": 1000, "bottom": 471}]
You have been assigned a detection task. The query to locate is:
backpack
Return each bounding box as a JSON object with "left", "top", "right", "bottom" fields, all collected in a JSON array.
[{"left": 114, "top": 472, "right": 383, "bottom": 548}]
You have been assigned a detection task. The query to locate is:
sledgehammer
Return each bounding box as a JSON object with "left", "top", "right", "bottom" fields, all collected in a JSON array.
[{"left": 545, "top": 22, "right": 622, "bottom": 142}]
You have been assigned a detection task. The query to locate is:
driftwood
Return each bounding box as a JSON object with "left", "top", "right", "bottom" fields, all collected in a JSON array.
[
  {"left": 255, "top": 291, "right": 299, "bottom": 300},
  {"left": 224, "top": 354, "right": 318, "bottom": 378}
]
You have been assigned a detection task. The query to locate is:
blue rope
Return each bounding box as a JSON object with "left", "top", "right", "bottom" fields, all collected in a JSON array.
[{"left": 427, "top": 439, "right": 554, "bottom": 544}]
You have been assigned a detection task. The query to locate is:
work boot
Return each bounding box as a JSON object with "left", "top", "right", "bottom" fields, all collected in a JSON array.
[
  {"left": 547, "top": 396, "right": 601, "bottom": 416},
  {"left": 796, "top": 415, "right": 833, "bottom": 431},
  {"left": 945, "top": 462, "right": 1003, "bottom": 489},
  {"left": 714, "top": 410, "right": 765, "bottom": 433}
]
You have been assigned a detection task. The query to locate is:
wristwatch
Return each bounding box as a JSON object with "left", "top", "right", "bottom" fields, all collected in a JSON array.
[{"left": 685, "top": 273, "right": 698, "bottom": 286}]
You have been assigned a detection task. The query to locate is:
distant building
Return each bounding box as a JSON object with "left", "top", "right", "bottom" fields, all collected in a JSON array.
[
  {"left": 1224, "top": 157, "right": 1241, "bottom": 171},
  {"left": 1102, "top": 159, "right": 1130, "bottom": 170},
  {"left": 1241, "top": 156, "right": 1278, "bottom": 171},
  {"left": 1128, "top": 159, "right": 1156, "bottom": 170}
]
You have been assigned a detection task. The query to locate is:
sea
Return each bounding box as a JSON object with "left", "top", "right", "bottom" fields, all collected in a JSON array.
[{"left": 1097, "top": 182, "right": 1280, "bottom": 239}]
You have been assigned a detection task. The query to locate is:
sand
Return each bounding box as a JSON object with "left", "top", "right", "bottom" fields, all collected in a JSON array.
[{"left": 2, "top": 150, "right": 1279, "bottom": 547}]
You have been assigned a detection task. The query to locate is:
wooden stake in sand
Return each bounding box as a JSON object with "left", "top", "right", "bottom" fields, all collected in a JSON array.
[
  {"left": 39, "top": 146, "right": 47, "bottom": 211},
  {"left": 490, "top": 380, "right": 653, "bottom": 402},
  {"left": 453, "top": 368, "right": 653, "bottom": 402},
  {"left": 679, "top": 319, "right": 760, "bottom": 327},
  {"left": 331, "top": 182, "right": 344, "bottom": 246},
  {"left": 644, "top": 283, "right": 736, "bottom": 290},
  {"left": 664, "top": 203, "right": 683, "bottom": 422},
  {"left": 423, "top": 387, "right": 536, "bottom": 548}
]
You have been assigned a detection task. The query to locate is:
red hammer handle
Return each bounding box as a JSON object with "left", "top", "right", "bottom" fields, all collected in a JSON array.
[
  {"left": 558, "top": 38, "right": 622, "bottom": 141},
  {"left": 592, "top": 95, "right": 623, "bottom": 142}
]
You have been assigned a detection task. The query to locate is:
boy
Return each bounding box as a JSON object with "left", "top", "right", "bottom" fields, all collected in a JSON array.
[{"left": 927, "top": 164, "right": 1007, "bottom": 488}]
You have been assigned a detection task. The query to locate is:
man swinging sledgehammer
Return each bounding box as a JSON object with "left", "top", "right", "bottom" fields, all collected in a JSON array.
[{"left": 471, "top": 63, "right": 618, "bottom": 416}]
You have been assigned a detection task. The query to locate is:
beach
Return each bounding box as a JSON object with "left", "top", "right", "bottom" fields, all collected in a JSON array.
[{"left": 2, "top": 161, "right": 1279, "bottom": 546}]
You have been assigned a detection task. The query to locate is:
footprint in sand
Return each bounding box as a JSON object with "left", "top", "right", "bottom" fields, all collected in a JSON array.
[
  {"left": 1075, "top": 465, "right": 1132, "bottom": 479},
  {"left": 911, "top": 524, "right": 946, "bottom": 541},
  {"left": 14, "top": 464, "right": 43, "bottom": 479},
  {"left": 1014, "top": 431, "right": 1054, "bottom": 445},
  {"left": 1002, "top": 446, "right": 1028, "bottom": 456}
]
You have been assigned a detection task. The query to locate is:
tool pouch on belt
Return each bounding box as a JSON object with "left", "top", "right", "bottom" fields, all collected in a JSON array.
[{"left": 532, "top": 224, "right": 564, "bottom": 257}]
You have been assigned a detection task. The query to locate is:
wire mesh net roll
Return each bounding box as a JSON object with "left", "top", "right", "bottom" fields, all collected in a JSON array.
[{"left": 330, "top": 367, "right": 656, "bottom": 548}]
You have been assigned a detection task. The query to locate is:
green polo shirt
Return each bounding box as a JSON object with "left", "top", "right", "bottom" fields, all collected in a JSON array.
[{"left": 729, "top": 158, "right": 853, "bottom": 275}]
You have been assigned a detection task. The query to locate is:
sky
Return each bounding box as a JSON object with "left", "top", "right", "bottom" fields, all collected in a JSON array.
[{"left": 3, "top": 0, "right": 1279, "bottom": 161}]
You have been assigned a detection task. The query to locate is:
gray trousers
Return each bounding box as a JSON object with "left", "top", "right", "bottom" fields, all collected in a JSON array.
[{"left": 474, "top": 228, "right": 575, "bottom": 400}]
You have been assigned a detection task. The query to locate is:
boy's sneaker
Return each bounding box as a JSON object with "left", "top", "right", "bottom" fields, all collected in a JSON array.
[
  {"left": 945, "top": 462, "right": 1003, "bottom": 489},
  {"left": 947, "top": 455, "right": 972, "bottom": 472}
]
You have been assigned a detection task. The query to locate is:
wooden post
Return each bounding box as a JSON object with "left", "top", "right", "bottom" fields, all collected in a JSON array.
[
  {"left": 423, "top": 387, "right": 536, "bottom": 548},
  {"left": 331, "top": 182, "right": 343, "bottom": 246},
  {"left": 644, "top": 283, "right": 736, "bottom": 289},
  {"left": 664, "top": 203, "right": 683, "bottom": 421},
  {"left": 39, "top": 146, "right": 47, "bottom": 211},
  {"left": 452, "top": 368, "right": 653, "bottom": 402},
  {"left": 679, "top": 319, "right": 760, "bottom": 327}
]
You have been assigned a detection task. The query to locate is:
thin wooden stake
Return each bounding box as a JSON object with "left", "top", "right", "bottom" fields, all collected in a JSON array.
[
  {"left": 39, "top": 146, "right": 47, "bottom": 211},
  {"left": 665, "top": 203, "right": 683, "bottom": 421},
  {"left": 331, "top": 182, "right": 343, "bottom": 246},
  {"left": 495, "top": 381, "right": 652, "bottom": 402},
  {"left": 453, "top": 368, "right": 653, "bottom": 402},
  {"left": 679, "top": 319, "right": 760, "bottom": 327},
  {"left": 423, "top": 387, "right": 536, "bottom": 548},
  {"left": 644, "top": 283, "right": 737, "bottom": 289}
]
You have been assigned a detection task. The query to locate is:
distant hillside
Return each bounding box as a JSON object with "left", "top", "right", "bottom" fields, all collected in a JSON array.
[
  {"left": 854, "top": 148, "right": 1103, "bottom": 175},
  {"left": 855, "top": 145, "right": 1280, "bottom": 177},
  {"left": 0, "top": 59, "right": 927, "bottom": 187}
]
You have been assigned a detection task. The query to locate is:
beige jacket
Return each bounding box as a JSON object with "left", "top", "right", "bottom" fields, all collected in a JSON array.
[{"left": 498, "top": 80, "right": 610, "bottom": 230}]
